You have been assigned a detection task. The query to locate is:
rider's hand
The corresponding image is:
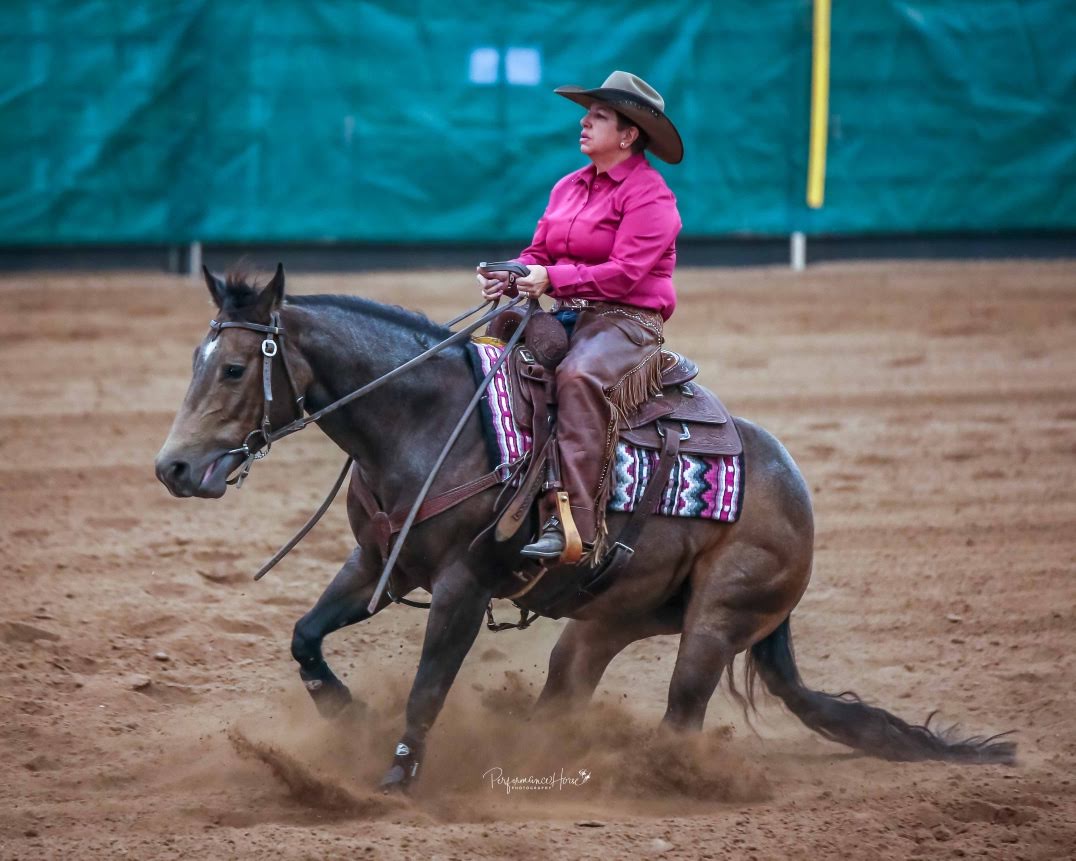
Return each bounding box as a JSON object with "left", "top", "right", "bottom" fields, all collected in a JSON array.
[
  {"left": 476, "top": 266, "right": 514, "bottom": 300},
  {"left": 516, "top": 265, "right": 550, "bottom": 299}
]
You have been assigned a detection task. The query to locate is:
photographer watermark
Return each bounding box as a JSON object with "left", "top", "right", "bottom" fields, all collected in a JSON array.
[{"left": 483, "top": 766, "right": 592, "bottom": 796}]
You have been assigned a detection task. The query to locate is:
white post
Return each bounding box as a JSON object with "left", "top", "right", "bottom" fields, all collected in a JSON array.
[
  {"left": 790, "top": 231, "right": 806, "bottom": 271},
  {"left": 189, "top": 241, "right": 202, "bottom": 278}
]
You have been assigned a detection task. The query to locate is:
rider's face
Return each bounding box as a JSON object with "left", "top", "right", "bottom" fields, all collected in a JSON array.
[{"left": 579, "top": 104, "right": 629, "bottom": 162}]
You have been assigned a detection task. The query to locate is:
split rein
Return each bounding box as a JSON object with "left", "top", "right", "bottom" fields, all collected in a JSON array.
[{"left": 206, "top": 268, "right": 537, "bottom": 619}]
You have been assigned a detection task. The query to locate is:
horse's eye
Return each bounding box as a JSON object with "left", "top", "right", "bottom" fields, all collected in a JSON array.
[{"left": 222, "top": 364, "right": 245, "bottom": 380}]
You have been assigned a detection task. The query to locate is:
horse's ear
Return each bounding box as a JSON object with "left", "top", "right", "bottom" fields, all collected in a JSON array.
[
  {"left": 262, "top": 262, "right": 285, "bottom": 310},
  {"left": 203, "top": 265, "right": 226, "bottom": 310}
]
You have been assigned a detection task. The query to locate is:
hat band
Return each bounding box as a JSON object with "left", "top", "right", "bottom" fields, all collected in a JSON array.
[{"left": 604, "top": 97, "right": 663, "bottom": 119}]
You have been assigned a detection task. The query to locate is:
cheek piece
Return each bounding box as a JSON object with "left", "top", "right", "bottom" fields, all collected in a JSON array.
[{"left": 208, "top": 313, "right": 304, "bottom": 487}]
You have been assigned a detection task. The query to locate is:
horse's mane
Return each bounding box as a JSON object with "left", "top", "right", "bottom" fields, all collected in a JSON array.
[
  {"left": 286, "top": 293, "right": 450, "bottom": 339},
  {"left": 220, "top": 271, "right": 449, "bottom": 339}
]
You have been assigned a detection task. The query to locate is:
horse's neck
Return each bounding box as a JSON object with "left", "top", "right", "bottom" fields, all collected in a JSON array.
[{"left": 284, "top": 300, "right": 484, "bottom": 506}]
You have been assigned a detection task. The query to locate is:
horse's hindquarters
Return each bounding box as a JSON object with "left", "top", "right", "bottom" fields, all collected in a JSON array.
[{"left": 518, "top": 418, "right": 815, "bottom": 626}]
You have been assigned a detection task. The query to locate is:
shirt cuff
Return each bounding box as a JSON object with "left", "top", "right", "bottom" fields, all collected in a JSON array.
[{"left": 545, "top": 264, "right": 577, "bottom": 297}]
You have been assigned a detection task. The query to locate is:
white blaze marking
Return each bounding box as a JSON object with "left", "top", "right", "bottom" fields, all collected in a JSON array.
[{"left": 200, "top": 337, "right": 219, "bottom": 364}]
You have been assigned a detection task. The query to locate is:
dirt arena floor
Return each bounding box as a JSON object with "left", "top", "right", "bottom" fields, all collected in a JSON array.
[{"left": 1, "top": 260, "right": 1074, "bottom": 860}]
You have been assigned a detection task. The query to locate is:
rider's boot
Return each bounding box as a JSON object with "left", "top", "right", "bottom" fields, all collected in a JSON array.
[{"left": 520, "top": 515, "right": 566, "bottom": 559}]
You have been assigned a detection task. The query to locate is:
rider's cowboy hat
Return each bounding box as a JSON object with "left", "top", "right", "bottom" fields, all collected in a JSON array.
[{"left": 555, "top": 70, "right": 684, "bottom": 165}]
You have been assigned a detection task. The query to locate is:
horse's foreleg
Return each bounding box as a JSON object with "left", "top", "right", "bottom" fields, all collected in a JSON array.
[
  {"left": 379, "top": 566, "right": 492, "bottom": 792},
  {"left": 535, "top": 612, "right": 681, "bottom": 716},
  {"left": 291, "top": 545, "right": 386, "bottom": 719}
]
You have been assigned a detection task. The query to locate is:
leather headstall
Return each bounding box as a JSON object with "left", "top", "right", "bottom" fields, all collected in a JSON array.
[{"left": 208, "top": 311, "right": 305, "bottom": 487}]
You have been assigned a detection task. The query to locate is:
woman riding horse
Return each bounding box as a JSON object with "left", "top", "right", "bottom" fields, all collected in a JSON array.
[
  {"left": 477, "top": 71, "right": 683, "bottom": 562},
  {"left": 153, "top": 72, "right": 1014, "bottom": 794}
]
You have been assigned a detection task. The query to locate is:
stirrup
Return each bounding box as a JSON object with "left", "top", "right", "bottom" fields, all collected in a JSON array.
[{"left": 520, "top": 516, "right": 565, "bottom": 560}]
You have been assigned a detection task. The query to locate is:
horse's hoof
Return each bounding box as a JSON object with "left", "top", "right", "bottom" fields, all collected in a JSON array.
[
  {"left": 378, "top": 740, "right": 421, "bottom": 794},
  {"left": 304, "top": 677, "right": 354, "bottom": 719},
  {"left": 378, "top": 765, "right": 412, "bottom": 794}
]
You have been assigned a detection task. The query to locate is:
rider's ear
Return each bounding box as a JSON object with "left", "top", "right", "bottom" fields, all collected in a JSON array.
[
  {"left": 203, "top": 265, "right": 226, "bottom": 310},
  {"left": 260, "top": 263, "right": 285, "bottom": 312}
]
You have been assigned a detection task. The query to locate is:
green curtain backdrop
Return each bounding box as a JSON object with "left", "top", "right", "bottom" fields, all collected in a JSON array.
[{"left": 1, "top": 0, "right": 1073, "bottom": 244}]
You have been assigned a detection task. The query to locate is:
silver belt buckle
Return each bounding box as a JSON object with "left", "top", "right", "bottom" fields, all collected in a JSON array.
[{"left": 555, "top": 298, "right": 589, "bottom": 312}]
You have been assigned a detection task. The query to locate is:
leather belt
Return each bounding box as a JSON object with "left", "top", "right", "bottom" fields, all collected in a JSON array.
[
  {"left": 551, "top": 299, "right": 665, "bottom": 345},
  {"left": 551, "top": 298, "right": 662, "bottom": 327},
  {"left": 550, "top": 298, "right": 593, "bottom": 312}
]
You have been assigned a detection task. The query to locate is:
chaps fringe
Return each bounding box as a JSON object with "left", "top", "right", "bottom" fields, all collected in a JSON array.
[
  {"left": 607, "top": 347, "right": 665, "bottom": 418},
  {"left": 583, "top": 347, "right": 665, "bottom": 566}
]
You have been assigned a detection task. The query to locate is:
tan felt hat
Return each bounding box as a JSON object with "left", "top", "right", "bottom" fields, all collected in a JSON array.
[{"left": 554, "top": 70, "right": 683, "bottom": 164}]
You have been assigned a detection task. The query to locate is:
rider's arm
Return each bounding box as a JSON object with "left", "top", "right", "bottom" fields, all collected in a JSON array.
[
  {"left": 517, "top": 213, "right": 552, "bottom": 267},
  {"left": 481, "top": 188, "right": 558, "bottom": 298},
  {"left": 518, "top": 173, "right": 580, "bottom": 268}
]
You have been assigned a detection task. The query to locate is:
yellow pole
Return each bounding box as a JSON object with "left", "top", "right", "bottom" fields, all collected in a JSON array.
[{"left": 807, "top": 0, "right": 831, "bottom": 209}]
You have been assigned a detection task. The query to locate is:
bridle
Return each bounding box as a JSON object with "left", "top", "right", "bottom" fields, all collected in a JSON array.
[{"left": 208, "top": 312, "right": 305, "bottom": 488}]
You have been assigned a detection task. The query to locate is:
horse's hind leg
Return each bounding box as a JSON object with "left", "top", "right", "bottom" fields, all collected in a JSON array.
[
  {"left": 663, "top": 544, "right": 797, "bottom": 731},
  {"left": 536, "top": 610, "right": 682, "bottom": 715},
  {"left": 291, "top": 545, "right": 387, "bottom": 719},
  {"left": 662, "top": 626, "right": 738, "bottom": 731}
]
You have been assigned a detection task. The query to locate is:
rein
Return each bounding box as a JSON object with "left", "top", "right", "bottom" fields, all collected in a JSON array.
[
  {"left": 366, "top": 296, "right": 536, "bottom": 613},
  {"left": 208, "top": 272, "right": 534, "bottom": 607}
]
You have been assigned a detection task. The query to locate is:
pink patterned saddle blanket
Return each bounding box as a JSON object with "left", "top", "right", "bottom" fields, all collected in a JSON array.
[{"left": 469, "top": 340, "right": 744, "bottom": 523}]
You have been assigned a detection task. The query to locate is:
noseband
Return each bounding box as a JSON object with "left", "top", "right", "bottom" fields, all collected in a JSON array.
[{"left": 208, "top": 312, "right": 305, "bottom": 487}]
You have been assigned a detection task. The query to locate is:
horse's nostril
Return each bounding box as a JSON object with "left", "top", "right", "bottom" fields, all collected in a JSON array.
[{"left": 154, "top": 454, "right": 194, "bottom": 493}]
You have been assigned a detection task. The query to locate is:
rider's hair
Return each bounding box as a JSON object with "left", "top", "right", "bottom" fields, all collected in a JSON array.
[{"left": 615, "top": 111, "right": 649, "bottom": 155}]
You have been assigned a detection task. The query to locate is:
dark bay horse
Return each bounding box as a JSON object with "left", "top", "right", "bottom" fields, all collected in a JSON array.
[{"left": 154, "top": 267, "right": 1015, "bottom": 791}]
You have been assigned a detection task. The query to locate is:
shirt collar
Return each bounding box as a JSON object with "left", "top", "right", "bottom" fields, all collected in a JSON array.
[
  {"left": 607, "top": 152, "right": 647, "bottom": 183},
  {"left": 576, "top": 152, "right": 648, "bottom": 186}
]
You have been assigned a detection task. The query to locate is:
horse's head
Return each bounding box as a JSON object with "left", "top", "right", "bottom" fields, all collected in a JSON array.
[{"left": 155, "top": 264, "right": 297, "bottom": 498}]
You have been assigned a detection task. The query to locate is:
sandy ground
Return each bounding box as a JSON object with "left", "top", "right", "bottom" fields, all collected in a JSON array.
[{"left": 0, "top": 259, "right": 1074, "bottom": 860}]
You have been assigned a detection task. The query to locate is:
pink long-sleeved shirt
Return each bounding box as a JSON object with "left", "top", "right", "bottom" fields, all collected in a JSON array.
[{"left": 517, "top": 153, "right": 682, "bottom": 320}]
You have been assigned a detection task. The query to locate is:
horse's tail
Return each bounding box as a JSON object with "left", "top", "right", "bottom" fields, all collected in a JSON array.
[{"left": 745, "top": 617, "right": 1016, "bottom": 764}]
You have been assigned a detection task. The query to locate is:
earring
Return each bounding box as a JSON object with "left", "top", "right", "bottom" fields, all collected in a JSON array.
[{"left": 620, "top": 142, "right": 627, "bottom": 148}]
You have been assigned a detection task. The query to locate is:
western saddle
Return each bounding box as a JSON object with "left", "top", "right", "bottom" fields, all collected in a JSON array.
[{"left": 485, "top": 308, "right": 742, "bottom": 617}]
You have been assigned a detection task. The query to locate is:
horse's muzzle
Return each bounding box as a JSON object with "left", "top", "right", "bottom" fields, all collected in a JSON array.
[{"left": 154, "top": 448, "right": 242, "bottom": 498}]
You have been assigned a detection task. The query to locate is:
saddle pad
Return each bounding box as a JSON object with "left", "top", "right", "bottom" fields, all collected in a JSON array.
[
  {"left": 469, "top": 340, "right": 744, "bottom": 524},
  {"left": 609, "top": 442, "right": 743, "bottom": 521},
  {"left": 471, "top": 339, "right": 532, "bottom": 466}
]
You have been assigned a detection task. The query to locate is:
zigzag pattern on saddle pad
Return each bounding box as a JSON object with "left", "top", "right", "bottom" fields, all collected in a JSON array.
[{"left": 470, "top": 340, "right": 743, "bottom": 523}]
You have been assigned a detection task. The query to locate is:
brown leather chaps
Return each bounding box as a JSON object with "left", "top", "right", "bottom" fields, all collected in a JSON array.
[{"left": 551, "top": 303, "right": 665, "bottom": 556}]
